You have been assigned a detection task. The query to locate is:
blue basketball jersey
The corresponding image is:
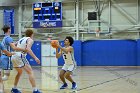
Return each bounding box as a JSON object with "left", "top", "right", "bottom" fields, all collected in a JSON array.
[
  {"left": 1, "top": 35, "right": 13, "bottom": 52},
  {"left": 1, "top": 35, "right": 13, "bottom": 70},
  {"left": 0, "top": 43, "right": 5, "bottom": 51}
]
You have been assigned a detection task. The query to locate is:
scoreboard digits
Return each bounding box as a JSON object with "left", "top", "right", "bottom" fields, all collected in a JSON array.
[{"left": 33, "top": 2, "right": 62, "bottom": 28}]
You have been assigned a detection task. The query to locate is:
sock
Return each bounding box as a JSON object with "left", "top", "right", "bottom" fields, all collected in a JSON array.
[
  {"left": 13, "top": 86, "right": 17, "bottom": 89},
  {"left": 2, "top": 75, "right": 8, "bottom": 81},
  {"left": 0, "top": 89, "right": 3, "bottom": 93},
  {"left": 33, "top": 87, "right": 38, "bottom": 91}
]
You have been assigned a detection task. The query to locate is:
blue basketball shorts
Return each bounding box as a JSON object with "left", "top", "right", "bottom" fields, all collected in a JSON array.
[{"left": 0, "top": 55, "right": 13, "bottom": 70}]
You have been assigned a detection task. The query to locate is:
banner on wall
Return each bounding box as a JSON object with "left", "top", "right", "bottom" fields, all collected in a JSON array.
[{"left": 3, "top": 9, "right": 14, "bottom": 34}]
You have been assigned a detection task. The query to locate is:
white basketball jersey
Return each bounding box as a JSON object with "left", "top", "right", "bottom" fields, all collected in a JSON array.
[
  {"left": 16, "top": 37, "right": 31, "bottom": 54},
  {"left": 62, "top": 50, "right": 76, "bottom": 65}
]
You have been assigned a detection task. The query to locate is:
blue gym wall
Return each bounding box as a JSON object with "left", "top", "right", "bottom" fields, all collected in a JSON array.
[
  {"left": 29, "top": 40, "right": 140, "bottom": 66},
  {"left": 82, "top": 40, "right": 137, "bottom": 66},
  {"left": 137, "top": 39, "right": 140, "bottom": 66},
  {"left": 58, "top": 40, "right": 138, "bottom": 66}
]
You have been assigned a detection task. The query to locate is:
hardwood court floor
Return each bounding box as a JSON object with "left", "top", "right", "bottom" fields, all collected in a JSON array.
[{"left": 3, "top": 66, "right": 140, "bottom": 93}]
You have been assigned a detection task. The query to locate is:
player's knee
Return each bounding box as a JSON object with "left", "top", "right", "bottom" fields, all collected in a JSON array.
[
  {"left": 4, "top": 70, "right": 10, "bottom": 76},
  {"left": 17, "top": 71, "right": 23, "bottom": 75},
  {"left": 27, "top": 70, "right": 33, "bottom": 76},
  {"left": 64, "top": 73, "right": 70, "bottom": 79},
  {"left": 59, "top": 73, "right": 64, "bottom": 78}
]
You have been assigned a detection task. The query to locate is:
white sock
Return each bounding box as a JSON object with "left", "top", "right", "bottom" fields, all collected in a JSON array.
[
  {"left": 2, "top": 75, "right": 8, "bottom": 81},
  {"left": 0, "top": 89, "right": 3, "bottom": 93},
  {"left": 33, "top": 87, "right": 38, "bottom": 91},
  {"left": 0, "top": 83, "right": 3, "bottom": 93},
  {"left": 13, "top": 86, "right": 17, "bottom": 89}
]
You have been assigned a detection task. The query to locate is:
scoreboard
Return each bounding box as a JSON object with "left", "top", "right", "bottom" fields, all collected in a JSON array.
[{"left": 33, "top": 2, "right": 62, "bottom": 28}]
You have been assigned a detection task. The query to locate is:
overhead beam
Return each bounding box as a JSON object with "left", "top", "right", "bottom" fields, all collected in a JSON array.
[{"left": 112, "top": 0, "right": 136, "bottom": 25}]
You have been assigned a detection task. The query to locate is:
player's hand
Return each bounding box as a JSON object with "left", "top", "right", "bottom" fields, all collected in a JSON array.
[
  {"left": 56, "top": 41, "right": 60, "bottom": 48},
  {"left": 11, "top": 52, "right": 15, "bottom": 55},
  {"left": 56, "top": 48, "right": 58, "bottom": 50},
  {"left": 35, "top": 57, "right": 40, "bottom": 64}
]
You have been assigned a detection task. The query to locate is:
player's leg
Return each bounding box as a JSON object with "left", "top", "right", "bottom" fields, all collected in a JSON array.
[
  {"left": 59, "top": 64, "right": 69, "bottom": 89},
  {"left": 2, "top": 70, "right": 10, "bottom": 81},
  {"left": 11, "top": 68, "right": 22, "bottom": 93},
  {"left": 64, "top": 71, "right": 73, "bottom": 83},
  {"left": 64, "top": 65, "right": 77, "bottom": 89},
  {"left": 0, "top": 70, "right": 4, "bottom": 93},
  {"left": 24, "top": 65, "right": 36, "bottom": 87},
  {"left": 14, "top": 68, "right": 23, "bottom": 87},
  {"left": 64, "top": 71, "right": 77, "bottom": 89},
  {"left": 1, "top": 55, "right": 12, "bottom": 81},
  {"left": 23, "top": 64, "right": 41, "bottom": 93},
  {"left": 59, "top": 70, "right": 66, "bottom": 84},
  {"left": 59, "top": 70, "right": 68, "bottom": 89},
  {"left": 11, "top": 56, "right": 22, "bottom": 93}
]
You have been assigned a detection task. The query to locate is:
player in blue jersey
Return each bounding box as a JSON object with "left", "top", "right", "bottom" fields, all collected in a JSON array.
[
  {"left": 1, "top": 25, "right": 27, "bottom": 81},
  {"left": 0, "top": 43, "right": 14, "bottom": 93},
  {"left": 56, "top": 36, "right": 77, "bottom": 89}
]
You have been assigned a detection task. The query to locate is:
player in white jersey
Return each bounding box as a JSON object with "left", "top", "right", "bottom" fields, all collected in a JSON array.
[
  {"left": 56, "top": 36, "right": 77, "bottom": 89},
  {"left": 11, "top": 29, "right": 42, "bottom": 93}
]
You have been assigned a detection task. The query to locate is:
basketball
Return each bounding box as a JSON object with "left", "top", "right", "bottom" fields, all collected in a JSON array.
[{"left": 51, "top": 40, "right": 58, "bottom": 48}]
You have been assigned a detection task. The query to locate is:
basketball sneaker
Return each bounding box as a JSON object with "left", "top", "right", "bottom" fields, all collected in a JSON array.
[
  {"left": 60, "top": 83, "right": 68, "bottom": 89},
  {"left": 33, "top": 89, "right": 42, "bottom": 93},
  {"left": 72, "top": 82, "right": 77, "bottom": 89},
  {"left": 11, "top": 88, "right": 21, "bottom": 93}
]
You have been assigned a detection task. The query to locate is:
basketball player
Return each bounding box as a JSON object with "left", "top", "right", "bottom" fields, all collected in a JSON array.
[
  {"left": 1, "top": 25, "right": 27, "bottom": 81},
  {"left": 0, "top": 43, "right": 14, "bottom": 93},
  {"left": 11, "top": 29, "right": 41, "bottom": 93},
  {"left": 56, "top": 36, "right": 77, "bottom": 89}
]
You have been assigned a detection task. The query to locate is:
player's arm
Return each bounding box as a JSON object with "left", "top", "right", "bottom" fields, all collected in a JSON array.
[
  {"left": 26, "top": 39, "right": 40, "bottom": 64},
  {"left": 2, "top": 50, "right": 13, "bottom": 56},
  {"left": 14, "top": 41, "right": 18, "bottom": 46},
  {"left": 58, "top": 45, "right": 73, "bottom": 53},
  {"left": 0, "top": 44, "right": 13, "bottom": 56},
  {"left": 10, "top": 43, "right": 26, "bottom": 52},
  {"left": 56, "top": 41, "right": 73, "bottom": 53},
  {"left": 56, "top": 48, "right": 62, "bottom": 58},
  {"left": 7, "top": 37, "right": 26, "bottom": 52}
]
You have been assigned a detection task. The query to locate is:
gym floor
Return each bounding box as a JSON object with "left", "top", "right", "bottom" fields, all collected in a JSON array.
[{"left": 4, "top": 66, "right": 140, "bottom": 93}]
